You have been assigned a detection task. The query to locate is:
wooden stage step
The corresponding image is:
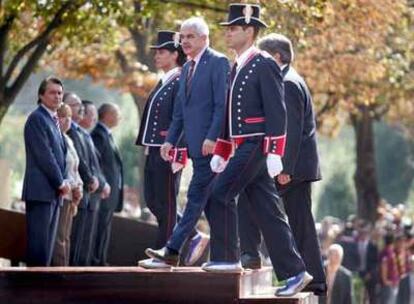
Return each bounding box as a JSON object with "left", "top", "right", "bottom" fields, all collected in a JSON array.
[{"left": 0, "top": 266, "right": 317, "bottom": 304}]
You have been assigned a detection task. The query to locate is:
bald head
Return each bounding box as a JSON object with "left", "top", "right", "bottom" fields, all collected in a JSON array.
[
  {"left": 98, "top": 102, "right": 121, "bottom": 129},
  {"left": 63, "top": 92, "right": 83, "bottom": 123}
]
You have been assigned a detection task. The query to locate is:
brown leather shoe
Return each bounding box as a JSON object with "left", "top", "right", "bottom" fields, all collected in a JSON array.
[{"left": 145, "top": 247, "right": 179, "bottom": 266}]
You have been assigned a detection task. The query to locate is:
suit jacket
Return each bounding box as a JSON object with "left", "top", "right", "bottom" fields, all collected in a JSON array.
[
  {"left": 166, "top": 47, "right": 229, "bottom": 158},
  {"left": 22, "top": 105, "right": 66, "bottom": 202},
  {"left": 80, "top": 127, "right": 107, "bottom": 211},
  {"left": 281, "top": 66, "right": 321, "bottom": 181},
  {"left": 67, "top": 122, "right": 93, "bottom": 209},
  {"left": 91, "top": 122, "right": 123, "bottom": 212},
  {"left": 320, "top": 266, "right": 353, "bottom": 304},
  {"left": 359, "top": 241, "right": 379, "bottom": 279}
]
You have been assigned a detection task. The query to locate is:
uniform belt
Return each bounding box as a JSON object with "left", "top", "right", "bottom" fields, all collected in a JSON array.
[
  {"left": 231, "top": 136, "right": 262, "bottom": 148},
  {"left": 232, "top": 137, "right": 245, "bottom": 146}
]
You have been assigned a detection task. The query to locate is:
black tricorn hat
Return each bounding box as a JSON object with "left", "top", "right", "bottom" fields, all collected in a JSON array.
[
  {"left": 220, "top": 3, "right": 268, "bottom": 28},
  {"left": 150, "top": 30, "right": 181, "bottom": 50}
]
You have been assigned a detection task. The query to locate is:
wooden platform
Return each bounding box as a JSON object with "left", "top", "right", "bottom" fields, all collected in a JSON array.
[{"left": 0, "top": 266, "right": 317, "bottom": 304}]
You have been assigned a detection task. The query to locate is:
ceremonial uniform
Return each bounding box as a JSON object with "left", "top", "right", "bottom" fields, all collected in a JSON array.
[
  {"left": 136, "top": 31, "right": 188, "bottom": 249},
  {"left": 209, "top": 46, "right": 305, "bottom": 279},
  {"left": 136, "top": 67, "right": 186, "bottom": 249},
  {"left": 205, "top": 5, "right": 308, "bottom": 288}
]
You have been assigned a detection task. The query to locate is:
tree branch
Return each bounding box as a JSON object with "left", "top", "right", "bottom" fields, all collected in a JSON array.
[
  {"left": 115, "top": 49, "right": 132, "bottom": 74},
  {"left": 4, "top": 1, "right": 77, "bottom": 85},
  {"left": 6, "top": 38, "right": 49, "bottom": 102},
  {"left": 0, "top": 14, "right": 15, "bottom": 87},
  {"left": 159, "top": 0, "right": 227, "bottom": 12}
]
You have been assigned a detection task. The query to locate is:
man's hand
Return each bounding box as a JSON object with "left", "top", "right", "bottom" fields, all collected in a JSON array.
[
  {"left": 101, "top": 183, "right": 111, "bottom": 199},
  {"left": 59, "top": 180, "right": 71, "bottom": 196},
  {"left": 202, "top": 139, "right": 215, "bottom": 156},
  {"left": 72, "top": 185, "right": 83, "bottom": 202},
  {"left": 277, "top": 173, "right": 291, "bottom": 185},
  {"left": 88, "top": 176, "right": 99, "bottom": 193},
  {"left": 160, "top": 142, "right": 173, "bottom": 161}
]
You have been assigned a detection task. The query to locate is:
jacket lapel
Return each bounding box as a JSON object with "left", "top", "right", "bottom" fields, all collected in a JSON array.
[{"left": 186, "top": 48, "right": 210, "bottom": 101}]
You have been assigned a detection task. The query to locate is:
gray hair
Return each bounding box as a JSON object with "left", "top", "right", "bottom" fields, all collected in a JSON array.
[
  {"left": 258, "top": 33, "right": 294, "bottom": 64},
  {"left": 181, "top": 17, "right": 209, "bottom": 37}
]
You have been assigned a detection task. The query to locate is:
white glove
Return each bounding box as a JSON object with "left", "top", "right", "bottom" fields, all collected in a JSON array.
[
  {"left": 266, "top": 154, "right": 283, "bottom": 178},
  {"left": 210, "top": 155, "right": 228, "bottom": 173},
  {"left": 171, "top": 162, "right": 184, "bottom": 174}
]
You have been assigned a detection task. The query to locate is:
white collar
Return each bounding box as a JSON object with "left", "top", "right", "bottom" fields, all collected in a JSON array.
[
  {"left": 161, "top": 67, "right": 180, "bottom": 84},
  {"left": 236, "top": 45, "right": 258, "bottom": 69},
  {"left": 40, "top": 104, "right": 57, "bottom": 118}
]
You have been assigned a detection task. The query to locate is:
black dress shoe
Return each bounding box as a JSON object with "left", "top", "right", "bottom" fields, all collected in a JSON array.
[
  {"left": 302, "top": 281, "right": 327, "bottom": 296},
  {"left": 241, "top": 253, "right": 261, "bottom": 270},
  {"left": 145, "top": 247, "right": 179, "bottom": 266}
]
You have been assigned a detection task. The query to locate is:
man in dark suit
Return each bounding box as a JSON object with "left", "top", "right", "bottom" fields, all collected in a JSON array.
[
  {"left": 357, "top": 223, "right": 378, "bottom": 304},
  {"left": 143, "top": 17, "right": 229, "bottom": 268},
  {"left": 91, "top": 103, "right": 123, "bottom": 266},
  {"left": 205, "top": 4, "right": 311, "bottom": 296},
  {"left": 78, "top": 100, "right": 110, "bottom": 266},
  {"left": 237, "top": 33, "right": 326, "bottom": 295},
  {"left": 22, "top": 76, "right": 70, "bottom": 266},
  {"left": 63, "top": 92, "right": 100, "bottom": 266}
]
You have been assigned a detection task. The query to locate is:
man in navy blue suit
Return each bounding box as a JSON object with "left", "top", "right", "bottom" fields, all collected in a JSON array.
[
  {"left": 22, "top": 76, "right": 70, "bottom": 266},
  {"left": 238, "top": 33, "right": 326, "bottom": 296},
  {"left": 204, "top": 4, "right": 311, "bottom": 297},
  {"left": 142, "top": 17, "right": 229, "bottom": 268}
]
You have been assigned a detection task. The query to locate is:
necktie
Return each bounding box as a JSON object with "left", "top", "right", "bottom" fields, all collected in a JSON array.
[
  {"left": 186, "top": 60, "right": 196, "bottom": 95},
  {"left": 53, "top": 114, "right": 60, "bottom": 131}
]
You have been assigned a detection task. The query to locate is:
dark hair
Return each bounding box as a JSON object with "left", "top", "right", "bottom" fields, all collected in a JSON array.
[
  {"left": 242, "top": 25, "right": 260, "bottom": 40},
  {"left": 82, "top": 100, "right": 95, "bottom": 115},
  {"left": 384, "top": 234, "right": 395, "bottom": 245},
  {"left": 258, "top": 33, "right": 294, "bottom": 64},
  {"left": 37, "top": 76, "right": 63, "bottom": 104},
  {"left": 160, "top": 46, "right": 187, "bottom": 67}
]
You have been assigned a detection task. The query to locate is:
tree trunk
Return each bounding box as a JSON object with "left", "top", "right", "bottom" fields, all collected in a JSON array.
[
  {"left": 0, "top": 99, "right": 11, "bottom": 125},
  {"left": 351, "top": 107, "right": 380, "bottom": 223}
]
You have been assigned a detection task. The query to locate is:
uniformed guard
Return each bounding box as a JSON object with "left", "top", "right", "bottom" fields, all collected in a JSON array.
[
  {"left": 203, "top": 3, "right": 312, "bottom": 297},
  {"left": 136, "top": 30, "right": 188, "bottom": 268}
]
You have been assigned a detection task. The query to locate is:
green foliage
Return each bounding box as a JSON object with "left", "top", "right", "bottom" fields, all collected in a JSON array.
[
  {"left": 375, "top": 122, "right": 414, "bottom": 204},
  {"left": 314, "top": 127, "right": 357, "bottom": 221}
]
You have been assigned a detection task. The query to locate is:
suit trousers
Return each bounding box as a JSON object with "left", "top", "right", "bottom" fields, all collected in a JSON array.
[
  {"left": 70, "top": 207, "right": 88, "bottom": 266},
  {"left": 78, "top": 207, "right": 99, "bottom": 266},
  {"left": 208, "top": 137, "right": 305, "bottom": 280},
  {"left": 145, "top": 148, "right": 181, "bottom": 249},
  {"left": 166, "top": 156, "right": 215, "bottom": 252},
  {"left": 239, "top": 180, "right": 326, "bottom": 283},
  {"left": 25, "top": 199, "right": 61, "bottom": 266},
  {"left": 93, "top": 207, "right": 114, "bottom": 265},
  {"left": 52, "top": 199, "right": 74, "bottom": 266}
]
